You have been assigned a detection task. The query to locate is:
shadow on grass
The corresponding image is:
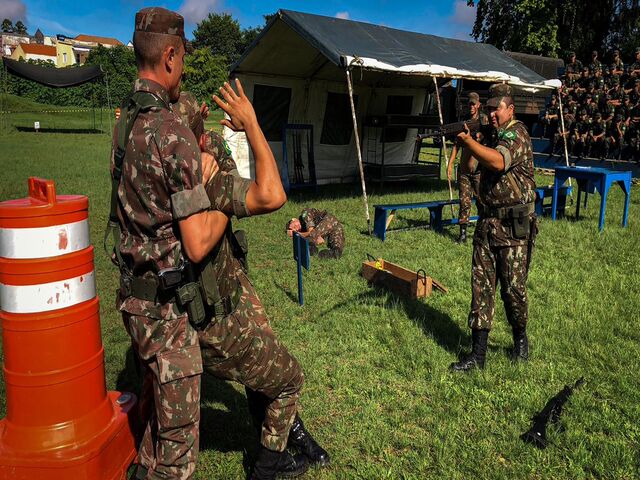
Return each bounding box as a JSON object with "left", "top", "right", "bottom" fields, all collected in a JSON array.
[
  {"left": 15, "top": 126, "right": 105, "bottom": 134},
  {"left": 321, "top": 288, "right": 468, "bottom": 354},
  {"left": 274, "top": 281, "right": 298, "bottom": 303}
]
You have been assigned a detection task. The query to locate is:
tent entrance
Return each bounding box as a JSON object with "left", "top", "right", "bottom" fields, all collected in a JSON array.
[
  {"left": 281, "top": 124, "right": 317, "bottom": 192},
  {"left": 362, "top": 114, "right": 442, "bottom": 185}
]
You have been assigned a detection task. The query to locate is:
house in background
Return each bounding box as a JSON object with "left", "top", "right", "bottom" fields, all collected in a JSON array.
[
  {"left": 0, "top": 32, "right": 31, "bottom": 57},
  {"left": 10, "top": 43, "right": 57, "bottom": 65},
  {"left": 56, "top": 40, "right": 76, "bottom": 67},
  {"left": 55, "top": 34, "right": 123, "bottom": 64}
]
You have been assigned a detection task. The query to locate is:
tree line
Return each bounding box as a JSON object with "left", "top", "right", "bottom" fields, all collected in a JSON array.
[
  {"left": 3, "top": 13, "right": 273, "bottom": 109},
  {"left": 468, "top": 0, "right": 640, "bottom": 61}
]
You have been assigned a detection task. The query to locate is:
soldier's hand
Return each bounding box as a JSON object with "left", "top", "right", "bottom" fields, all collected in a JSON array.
[
  {"left": 212, "top": 79, "right": 257, "bottom": 132},
  {"left": 200, "top": 102, "right": 210, "bottom": 120},
  {"left": 457, "top": 123, "right": 472, "bottom": 143},
  {"left": 201, "top": 151, "right": 219, "bottom": 185}
]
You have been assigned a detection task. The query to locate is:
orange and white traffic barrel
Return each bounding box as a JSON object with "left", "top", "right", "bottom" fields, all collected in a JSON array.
[{"left": 0, "top": 177, "right": 137, "bottom": 480}]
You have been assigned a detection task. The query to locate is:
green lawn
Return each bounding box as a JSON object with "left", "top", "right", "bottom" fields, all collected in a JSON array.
[{"left": 0, "top": 114, "right": 639, "bottom": 479}]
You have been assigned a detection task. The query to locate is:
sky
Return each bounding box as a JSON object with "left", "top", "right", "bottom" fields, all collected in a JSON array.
[{"left": 0, "top": 0, "right": 477, "bottom": 44}]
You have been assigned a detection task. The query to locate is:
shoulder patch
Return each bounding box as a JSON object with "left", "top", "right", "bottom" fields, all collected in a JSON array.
[
  {"left": 223, "top": 140, "right": 232, "bottom": 156},
  {"left": 498, "top": 129, "right": 517, "bottom": 141}
]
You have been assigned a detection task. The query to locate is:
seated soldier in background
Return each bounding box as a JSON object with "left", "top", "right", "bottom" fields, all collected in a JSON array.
[{"left": 286, "top": 208, "right": 345, "bottom": 259}]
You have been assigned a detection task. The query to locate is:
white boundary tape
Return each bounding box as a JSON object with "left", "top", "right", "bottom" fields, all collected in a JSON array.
[
  {"left": 0, "top": 220, "right": 90, "bottom": 259},
  {"left": 0, "top": 270, "right": 96, "bottom": 313}
]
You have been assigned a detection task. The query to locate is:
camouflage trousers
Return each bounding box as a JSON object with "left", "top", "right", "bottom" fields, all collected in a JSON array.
[
  {"left": 123, "top": 312, "right": 202, "bottom": 480},
  {"left": 458, "top": 169, "right": 480, "bottom": 225},
  {"left": 311, "top": 214, "right": 345, "bottom": 256},
  {"left": 198, "top": 273, "right": 303, "bottom": 452},
  {"left": 468, "top": 219, "right": 536, "bottom": 331}
]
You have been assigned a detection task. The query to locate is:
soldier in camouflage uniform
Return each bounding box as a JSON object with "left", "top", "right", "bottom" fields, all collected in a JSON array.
[
  {"left": 176, "top": 86, "right": 329, "bottom": 478},
  {"left": 286, "top": 208, "right": 345, "bottom": 259},
  {"left": 447, "top": 92, "right": 490, "bottom": 243},
  {"left": 450, "top": 84, "right": 538, "bottom": 372},
  {"left": 110, "top": 8, "right": 223, "bottom": 479}
]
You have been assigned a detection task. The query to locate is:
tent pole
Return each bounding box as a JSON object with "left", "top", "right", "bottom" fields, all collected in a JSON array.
[
  {"left": 556, "top": 88, "right": 572, "bottom": 189},
  {"left": 346, "top": 68, "right": 371, "bottom": 235},
  {"left": 432, "top": 76, "right": 455, "bottom": 217}
]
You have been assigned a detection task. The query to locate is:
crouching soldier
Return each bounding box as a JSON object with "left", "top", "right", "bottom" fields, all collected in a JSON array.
[{"left": 286, "top": 208, "right": 345, "bottom": 259}]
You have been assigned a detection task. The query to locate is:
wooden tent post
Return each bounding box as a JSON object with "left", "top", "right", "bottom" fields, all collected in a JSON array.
[
  {"left": 557, "top": 88, "right": 573, "bottom": 193},
  {"left": 432, "top": 76, "right": 455, "bottom": 217},
  {"left": 346, "top": 68, "right": 371, "bottom": 235}
]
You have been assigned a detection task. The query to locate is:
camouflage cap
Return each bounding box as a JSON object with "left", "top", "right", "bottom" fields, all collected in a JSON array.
[
  {"left": 568, "top": 51, "right": 576, "bottom": 57},
  {"left": 468, "top": 92, "right": 480, "bottom": 105},
  {"left": 135, "top": 7, "right": 185, "bottom": 41},
  {"left": 636, "top": 47, "right": 640, "bottom": 54},
  {"left": 486, "top": 83, "right": 512, "bottom": 108}
]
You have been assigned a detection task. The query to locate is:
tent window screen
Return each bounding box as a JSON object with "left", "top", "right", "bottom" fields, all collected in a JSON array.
[
  {"left": 383, "top": 95, "right": 413, "bottom": 143},
  {"left": 253, "top": 84, "right": 291, "bottom": 141},
  {"left": 321, "top": 92, "right": 357, "bottom": 145}
]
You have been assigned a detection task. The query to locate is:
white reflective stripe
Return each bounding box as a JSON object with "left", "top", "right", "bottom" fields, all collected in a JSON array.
[
  {"left": 0, "top": 220, "right": 89, "bottom": 259},
  {"left": 0, "top": 271, "right": 95, "bottom": 313}
]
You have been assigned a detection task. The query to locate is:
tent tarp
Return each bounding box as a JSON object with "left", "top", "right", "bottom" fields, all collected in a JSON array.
[
  {"left": 2, "top": 57, "right": 103, "bottom": 88},
  {"left": 233, "top": 10, "right": 560, "bottom": 90}
]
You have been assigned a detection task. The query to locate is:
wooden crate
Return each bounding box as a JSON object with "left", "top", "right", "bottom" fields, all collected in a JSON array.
[{"left": 361, "top": 257, "right": 448, "bottom": 299}]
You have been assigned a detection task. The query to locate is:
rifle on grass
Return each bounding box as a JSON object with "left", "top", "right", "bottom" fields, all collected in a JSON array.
[{"left": 521, "top": 376, "right": 585, "bottom": 449}]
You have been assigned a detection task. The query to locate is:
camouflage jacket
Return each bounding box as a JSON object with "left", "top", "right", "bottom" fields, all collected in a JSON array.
[
  {"left": 480, "top": 119, "right": 536, "bottom": 208},
  {"left": 299, "top": 208, "right": 343, "bottom": 244},
  {"left": 111, "top": 79, "right": 210, "bottom": 319},
  {"left": 174, "top": 90, "right": 251, "bottom": 301}
]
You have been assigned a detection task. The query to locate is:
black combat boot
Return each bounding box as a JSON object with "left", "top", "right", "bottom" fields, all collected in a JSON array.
[
  {"left": 250, "top": 445, "right": 309, "bottom": 480},
  {"left": 449, "top": 329, "right": 489, "bottom": 372},
  {"left": 510, "top": 326, "right": 529, "bottom": 362},
  {"left": 288, "top": 415, "right": 330, "bottom": 467},
  {"left": 456, "top": 224, "right": 468, "bottom": 244}
]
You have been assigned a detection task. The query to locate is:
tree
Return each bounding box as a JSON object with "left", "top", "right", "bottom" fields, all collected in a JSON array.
[
  {"left": 467, "top": 0, "right": 625, "bottom": 60},
  {"left": 2, "top": 18, "right": 13, "bottom": 33},
  {"left": 85, "top": 45, "right": 137, "bottom": 108},
  {"left": 192, "top": 13, "right": 244, "bottom": 64},
  {"left": 14, "top": 20, "right": 27, "bottom": 34},
  {"left": 182, "top": 48, "right": 229, "bottom": 106}
]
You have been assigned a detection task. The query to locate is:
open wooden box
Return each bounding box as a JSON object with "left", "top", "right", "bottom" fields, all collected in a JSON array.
[{"left": 361, "top": 257, "right": 448, "bottom": 299}]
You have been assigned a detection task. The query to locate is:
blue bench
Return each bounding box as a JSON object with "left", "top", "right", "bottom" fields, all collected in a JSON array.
[
  {"left": 373, "top": 199, "right": 478, "bottom": 241},
  {"left": 535, "top": 185, "right": 573, "bottom": 217}
]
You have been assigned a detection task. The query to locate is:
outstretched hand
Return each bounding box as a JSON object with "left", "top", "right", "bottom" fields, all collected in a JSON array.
[{"left": 212, "top": 78, "right": 258, "bottom": 132}]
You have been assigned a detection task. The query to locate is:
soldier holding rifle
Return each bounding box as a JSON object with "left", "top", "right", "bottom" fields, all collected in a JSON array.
[{"left": 450, "top": 84, "right": 538, "bottom": 372}]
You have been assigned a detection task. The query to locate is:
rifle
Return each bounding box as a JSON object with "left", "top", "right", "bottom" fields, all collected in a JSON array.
[
  {"left": 521, "top": 377, "right": 585, "bottom": 449},
  {"left": 416, "top": 118, "right": 492, "bottom": 141}
]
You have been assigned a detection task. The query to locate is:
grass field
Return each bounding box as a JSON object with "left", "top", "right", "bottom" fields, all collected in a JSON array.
[{"left": 0, "top": 100, "right": 639, "bottom": 479}]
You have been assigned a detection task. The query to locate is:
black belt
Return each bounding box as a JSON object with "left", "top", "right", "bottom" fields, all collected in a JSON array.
[
  {"left": 119, "top": 274, "right": 241, "bottom": 318},
  {"left": 480, "top": 202, "right": 535, "bottom": 220}
]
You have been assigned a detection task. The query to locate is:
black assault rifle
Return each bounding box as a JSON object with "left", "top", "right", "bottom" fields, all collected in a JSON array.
[
  {"left": 521, "top": 377, "right": 585, "bottom": 449},
  {"left": 416, "top": 118, "right": 492, "bottom": 141}
]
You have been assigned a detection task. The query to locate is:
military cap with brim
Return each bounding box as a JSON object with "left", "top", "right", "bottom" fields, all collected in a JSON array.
[
  {"left": 486, "top": 83, "right": 513, "bottom": 108},
  {"left": 135, "top": 7, "right": 185, "bottom": 41},
  {"left": 468, "top": 92, "right": 480, "bottom": 105}
]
